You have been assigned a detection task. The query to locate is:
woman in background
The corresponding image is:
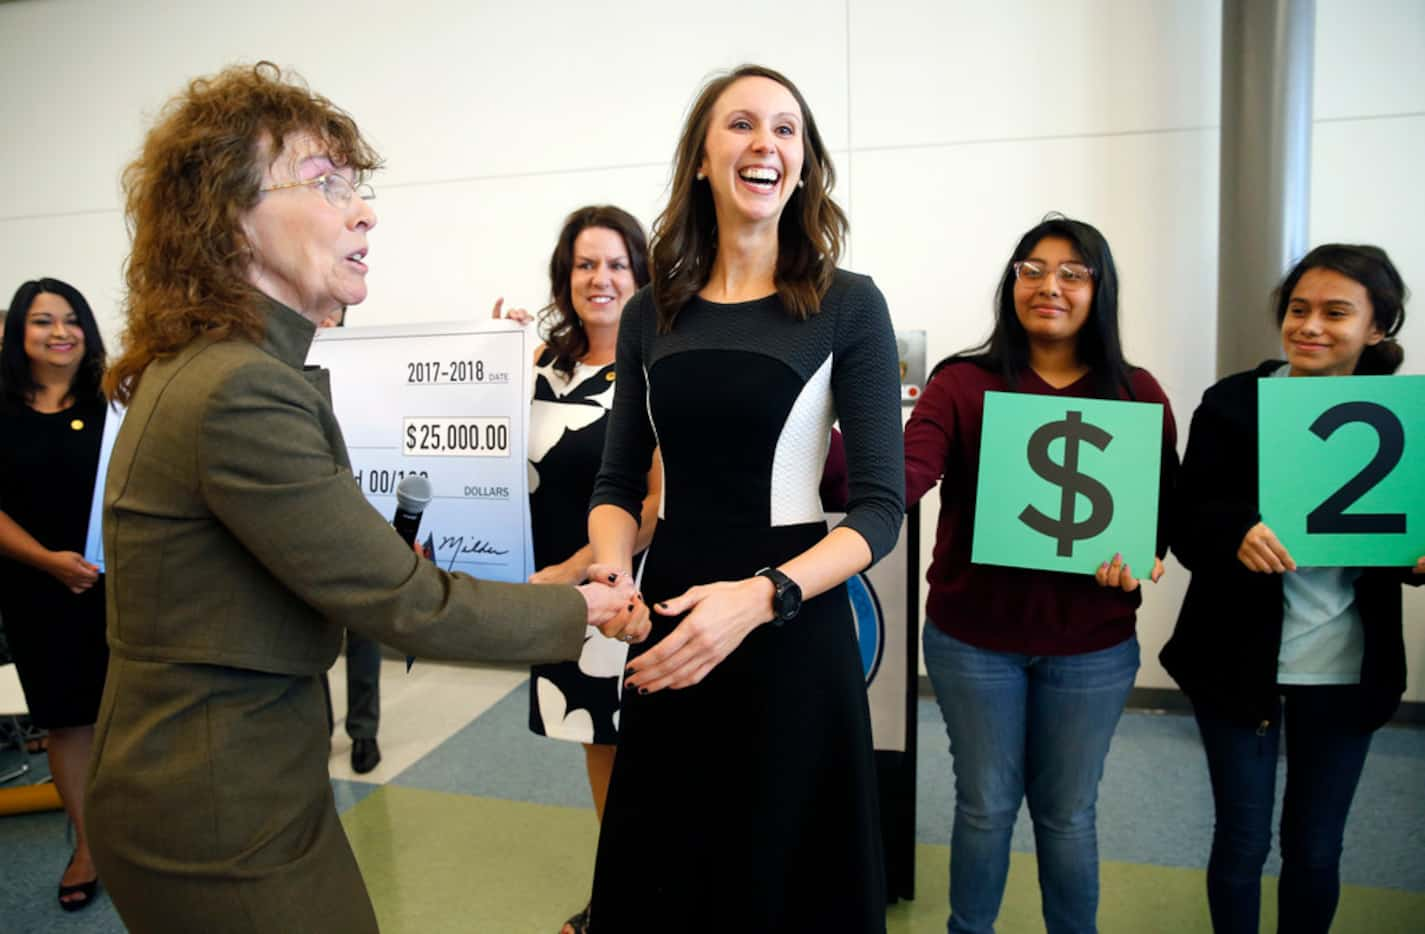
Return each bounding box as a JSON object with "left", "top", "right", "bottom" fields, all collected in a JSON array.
[
  {"left": 1162, "top": 243, "right": 1423, "bottom": 934},
  {"left": 903, "top": 215, "right": 1179, "bottom": 933},
  {"left": 507, "top": 205, "right": 663, "bottom": 934},
  {"left": 0, "top": 277, "right": 110, "bottom": 911}
]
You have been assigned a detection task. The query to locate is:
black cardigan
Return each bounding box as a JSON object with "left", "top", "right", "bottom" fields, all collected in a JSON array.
[{"left": 1160, "top": 361, "right": 1419, "bottom": 732}]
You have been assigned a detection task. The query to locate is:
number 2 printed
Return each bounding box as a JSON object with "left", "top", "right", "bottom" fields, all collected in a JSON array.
[{"left": 1305, "top": 401, "right": 1407, "bottom": 535}]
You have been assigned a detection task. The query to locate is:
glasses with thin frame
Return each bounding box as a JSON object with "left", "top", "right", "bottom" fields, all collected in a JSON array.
[
  {"left": 1013, "top": 259, "right": 1094, "bottom": 289},
  {"left": 260, "top": 172, "right": 375, "bottom": 209}
]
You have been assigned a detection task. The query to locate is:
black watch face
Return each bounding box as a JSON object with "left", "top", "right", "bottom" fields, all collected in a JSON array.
[{"left": 777, "top": 583, "right": 802, "bottom": 620}]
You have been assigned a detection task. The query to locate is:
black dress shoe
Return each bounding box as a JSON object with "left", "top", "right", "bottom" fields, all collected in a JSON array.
[{"left": 351, "top": 737, "right": 381, "bottom": 774}]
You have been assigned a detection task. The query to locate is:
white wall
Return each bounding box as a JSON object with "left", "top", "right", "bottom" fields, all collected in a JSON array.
[
  {"left": 1312, "top": 0, "right": 1425, "bottom": 700},
  {"left": 0, "top": 0, "right": 1419, "bottom": 697}
]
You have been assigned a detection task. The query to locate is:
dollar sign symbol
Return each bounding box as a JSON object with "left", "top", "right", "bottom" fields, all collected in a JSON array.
[{"left": 1018, "top": 410, "right": 1115, "bottom": 556}]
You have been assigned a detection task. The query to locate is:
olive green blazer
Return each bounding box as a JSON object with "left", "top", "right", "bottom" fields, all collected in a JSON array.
[{"left": 102, "top": 297, "right": 587, "bottom": 671}]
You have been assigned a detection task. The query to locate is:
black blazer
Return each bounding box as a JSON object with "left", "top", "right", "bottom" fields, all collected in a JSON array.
[{"left": 1160, "top": 361, "right": 1418, "bottom": 732}]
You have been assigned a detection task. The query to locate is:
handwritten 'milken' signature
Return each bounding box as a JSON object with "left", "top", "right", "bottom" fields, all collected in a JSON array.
[{"left": 438, "top": 533, "right": 511, "bottom": 570}]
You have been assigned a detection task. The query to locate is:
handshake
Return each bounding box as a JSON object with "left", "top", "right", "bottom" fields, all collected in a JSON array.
[{"left": 576, "top": 564, "right": 652, "bottom": 645}]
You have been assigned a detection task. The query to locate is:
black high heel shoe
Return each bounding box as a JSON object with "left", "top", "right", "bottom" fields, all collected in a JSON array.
[
  {"left": 559, "top": 902, "right": 592, "bottom": 934},
  {"left": 58, "top": 849, "right": 99, "bottom": 912}
]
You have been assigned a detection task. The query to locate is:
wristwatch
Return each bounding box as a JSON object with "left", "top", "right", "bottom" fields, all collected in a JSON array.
[{"left": 755, "top": 567, "right": 802, "bottom": 625}]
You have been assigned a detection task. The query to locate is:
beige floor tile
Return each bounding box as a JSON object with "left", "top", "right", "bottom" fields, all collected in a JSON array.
[{"left": 327, "top": 658, "right": 528, "bottom": 782}]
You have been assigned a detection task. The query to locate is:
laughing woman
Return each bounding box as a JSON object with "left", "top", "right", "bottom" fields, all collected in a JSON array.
[
  {"left": 586, "top": 65, "right": 904, "bottom": 933},
  {"left": 1162, "top": 244, "right": 1423, "bottom": 934}
]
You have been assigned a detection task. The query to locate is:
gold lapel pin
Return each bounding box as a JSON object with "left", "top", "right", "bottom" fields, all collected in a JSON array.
[{"left": 70, "top": 419, "right": 85, "bottom": 431}]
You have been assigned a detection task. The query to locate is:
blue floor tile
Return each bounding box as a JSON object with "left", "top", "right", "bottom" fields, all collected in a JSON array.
[
  {"left": 392, "top": 682, "right": 593, "bottom": 809},
  {"left": 333, "top": 778, "right": 383, "bottom": 814}
]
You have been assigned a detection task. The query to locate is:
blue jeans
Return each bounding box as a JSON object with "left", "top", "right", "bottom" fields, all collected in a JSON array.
[
  {"left": 1193, "top": 687, "right": 1373, "bottom": 934},
  {"left": 922, "top": 624, "right": 1139, "bottom": 934}
]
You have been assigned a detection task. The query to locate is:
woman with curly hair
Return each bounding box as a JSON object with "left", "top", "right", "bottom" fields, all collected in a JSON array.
[{"left": 85, "top": 62, "right": 643, "bottom": 933}]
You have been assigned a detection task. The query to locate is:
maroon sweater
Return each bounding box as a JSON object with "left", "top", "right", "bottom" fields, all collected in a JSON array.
[{"left": 905, "top": 360, "right": 1179, "bottom": 656}]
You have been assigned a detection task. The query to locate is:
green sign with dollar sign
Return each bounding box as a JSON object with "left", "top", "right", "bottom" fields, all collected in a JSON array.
[
  {"left": 972, "top": 391, "right": 1164, "bottom": 575},
  {"left": 1259, "top": 374, "right": 1425, "bottom": 567}
]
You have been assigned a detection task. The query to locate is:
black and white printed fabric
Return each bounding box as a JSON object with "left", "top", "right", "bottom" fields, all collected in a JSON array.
[{"left": 527, "top": 350, "right": 626, "bottom": 744}]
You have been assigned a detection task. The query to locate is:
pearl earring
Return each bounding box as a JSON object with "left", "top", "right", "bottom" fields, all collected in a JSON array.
[
  {"left": 695, "top": 170, "right": 705, "bottom": 181},
  {"left": 797, "top": 178, "right": 805, "bottom": 189}
]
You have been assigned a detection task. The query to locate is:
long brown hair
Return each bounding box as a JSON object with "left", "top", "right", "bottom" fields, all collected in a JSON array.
[
  {"left": 106, "top": 62, "right": 381, "bottom": 403},
  {"left": 540, "top": 205, "right": 649, "bottom": 379},
  {"left": 650, "top": 64, "right": 847, "bottom": 332}
]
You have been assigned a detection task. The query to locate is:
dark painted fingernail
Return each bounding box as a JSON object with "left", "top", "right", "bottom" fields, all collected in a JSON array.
[
  {"left": 637, "top": 687, "right": 648, "bottom": 696},
  {"left": 608, "top": 573, "right": 618, "bottom": 583},
  {"left": 627, "top": 604, "right": 635, "bottom": 612},
  {"left": 625, "top": 665, "right": 634, "bottom": 675},
  {"left": 656, "top": 602, "right": 668, "bottom": 609}
]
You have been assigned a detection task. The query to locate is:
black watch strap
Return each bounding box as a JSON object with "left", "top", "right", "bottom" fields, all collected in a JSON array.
[{"left": 755, "top": 566, "right": 802, "bottom": 625}]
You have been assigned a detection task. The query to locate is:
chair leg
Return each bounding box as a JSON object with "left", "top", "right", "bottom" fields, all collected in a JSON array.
[{"left": 0, "top": 714, "right": 32, "bottom": 784}]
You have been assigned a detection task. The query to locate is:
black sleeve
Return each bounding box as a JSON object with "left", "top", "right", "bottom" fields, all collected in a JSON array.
[
  {"left": 830, "top": 276, "right": 905, "bottom": 563},
  {"left": 1171, "top": 382, "right": 1260, "bottom": 572},
  {"left": 590, "top": 289, "right": 655, "bottom": 523}
]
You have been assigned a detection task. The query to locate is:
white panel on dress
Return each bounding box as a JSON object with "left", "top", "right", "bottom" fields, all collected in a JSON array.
[{"left": 770, "top": 354, "right": 834, "bottom": 527}]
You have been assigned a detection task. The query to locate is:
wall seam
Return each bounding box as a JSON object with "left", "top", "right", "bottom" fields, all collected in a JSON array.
[{"left": 843, "top": 0, "right": 854, "bottom": 270}]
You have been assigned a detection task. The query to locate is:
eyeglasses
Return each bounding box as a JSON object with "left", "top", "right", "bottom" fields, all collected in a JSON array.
[
  {"left": 260, "top": 172, "right": 375, "bottom": 209},
  {"left": 1013, "top": 259, "right": 1094, "bottom": 289}
]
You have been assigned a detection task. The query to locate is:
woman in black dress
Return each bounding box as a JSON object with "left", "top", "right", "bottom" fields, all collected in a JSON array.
[
  {"left": 0, "top": 277, "right": 110, "bottom": 911},
  {"left": 587, "top": 65, "right": 904, "bottom": 933}
]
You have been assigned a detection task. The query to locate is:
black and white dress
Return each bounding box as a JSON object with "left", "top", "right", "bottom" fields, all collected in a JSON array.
[
  {"left": 588, "top": 271, "right": 905, "bottom": 933},
  {"left": 527, "top": 349, "right": 628, "bottom": 745}
]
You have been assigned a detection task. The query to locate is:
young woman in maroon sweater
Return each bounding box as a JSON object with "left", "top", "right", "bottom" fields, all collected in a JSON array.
[{"left": 904, "top": 215, "right": 1178, "bottom": 934}]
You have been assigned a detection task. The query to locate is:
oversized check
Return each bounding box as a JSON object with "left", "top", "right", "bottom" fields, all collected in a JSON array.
[{"left": 307, "top": 321, "right": 534, "bottom": 583}]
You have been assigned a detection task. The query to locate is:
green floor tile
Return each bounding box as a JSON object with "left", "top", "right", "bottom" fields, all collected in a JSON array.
[
  {"left": 342, "top": 787, "right": 1425, "bottom": 933},
  {"left": 894, "top": 847, "right": 1425, "bottom": 934},
  {"left": 342, "top": 785, "right": 599, "bottom": 934}
]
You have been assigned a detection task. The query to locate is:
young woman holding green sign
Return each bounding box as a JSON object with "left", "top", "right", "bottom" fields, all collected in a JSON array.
[
  {"left": 904, "top": 215, "right": 1179, "bottom": 933},
  {"left": 1162, "top": 244, "right": 1423, "bottom": 934}
]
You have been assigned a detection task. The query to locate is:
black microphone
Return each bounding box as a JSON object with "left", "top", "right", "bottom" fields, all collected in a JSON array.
[
  {"left": 392, "top": 475, "right": 433, "bottom": 548},
  {"left": 393, "top": 475, "right": 433, "bottom": 673}
]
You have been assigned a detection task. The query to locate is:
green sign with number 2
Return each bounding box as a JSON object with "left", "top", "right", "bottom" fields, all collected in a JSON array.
[
  {"left": 972, "top": 392, "right": 1164, "bottom": 576},
  {"left": 1259, "top": 375, "right": 1425, "bottom": 567}
]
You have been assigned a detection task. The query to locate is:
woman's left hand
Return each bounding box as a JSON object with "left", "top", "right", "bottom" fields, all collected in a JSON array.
[
  {"left": 1413, "top": 556, "right": 1425, "bottom": 576},
  {"left": 1094, "top": 553, "right": 1164, "bottom": 592},
  {"left": 624, "top": 578, "right": 775, "bottom": 694}
]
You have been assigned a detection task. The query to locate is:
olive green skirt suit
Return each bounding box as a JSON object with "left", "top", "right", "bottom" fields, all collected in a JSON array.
[{"left": 87, "top": 299, "right": 587, "bottom": 933}]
